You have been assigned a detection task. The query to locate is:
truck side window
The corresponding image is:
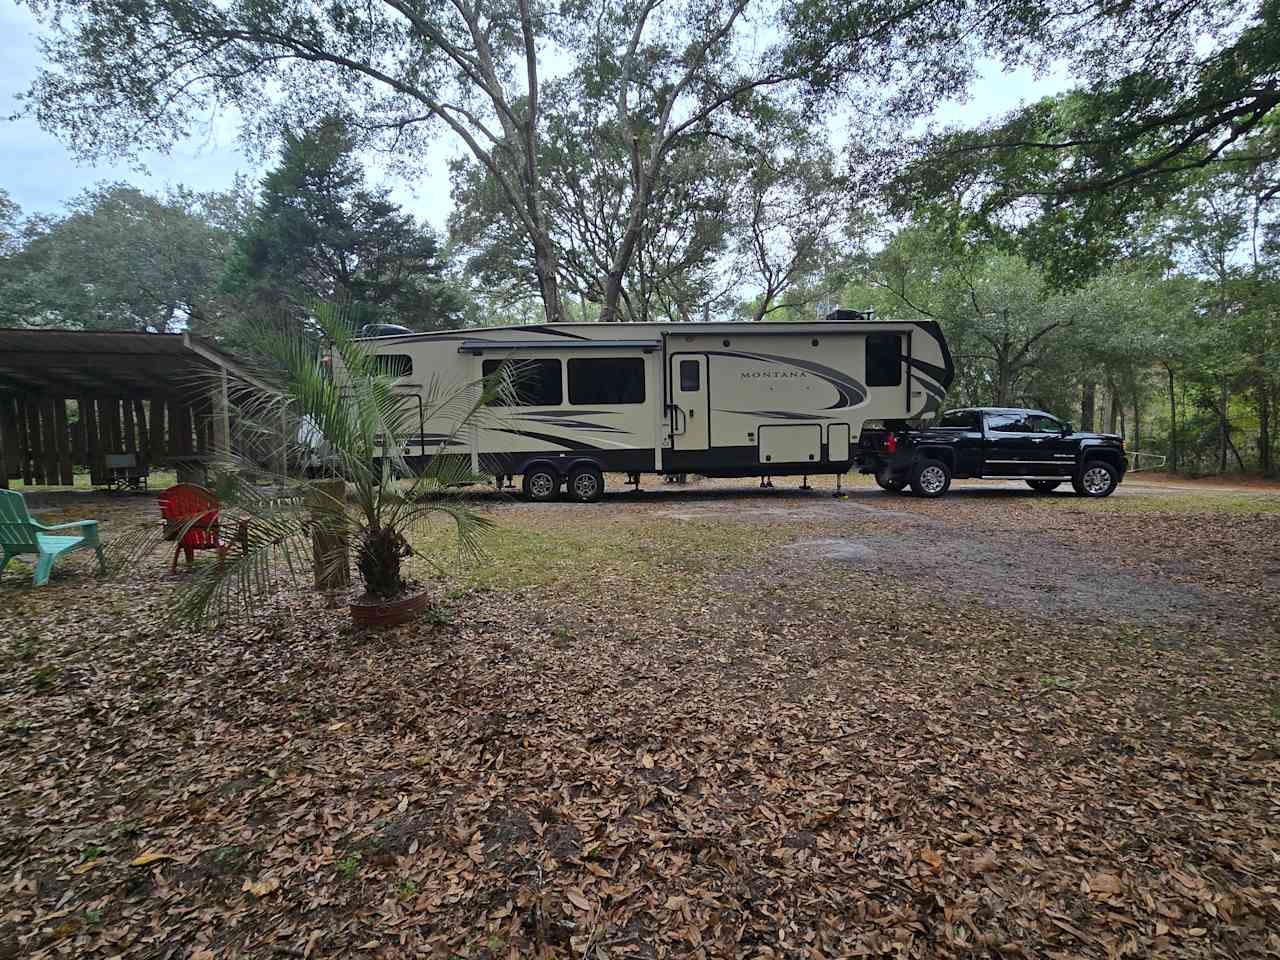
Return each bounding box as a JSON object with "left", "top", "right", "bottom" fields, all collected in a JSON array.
[
  {"left": 986, "top": 414, "right": 1027, "bottom": 433},
  {"left": 679, "top": 359, "right": 700, "bottom": 391},
  {"left": 482, "top": 358, "right": 563, "bottom": 406},
  {"left": 865, "top": 333, "right": 902, "bottom": 387},
  {"left": 1028, "top": 415, "right": 1062, "bottom": 433}
]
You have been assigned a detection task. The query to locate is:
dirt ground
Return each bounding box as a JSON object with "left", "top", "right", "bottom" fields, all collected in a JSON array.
[{"left": 1, "top": 473, "right": 1278, "bottom": 959}]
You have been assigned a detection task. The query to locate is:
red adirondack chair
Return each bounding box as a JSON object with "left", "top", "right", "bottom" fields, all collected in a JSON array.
[{"left": 158, "top": 484, "right": 234, "bottom": 572}]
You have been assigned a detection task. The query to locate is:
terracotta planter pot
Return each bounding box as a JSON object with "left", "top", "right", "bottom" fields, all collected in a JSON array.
[{"left": 349, "top": 589, "right": 431, "bottom": 628}]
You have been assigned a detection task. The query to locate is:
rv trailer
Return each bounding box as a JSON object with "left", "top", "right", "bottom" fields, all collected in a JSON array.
[{"left": 353, "top": 309, "right": 954, "bottom": 501}]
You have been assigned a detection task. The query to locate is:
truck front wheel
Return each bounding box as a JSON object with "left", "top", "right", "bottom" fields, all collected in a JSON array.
[
  {"left": 875, "top": 467, "right": 908, "bottom": 493},
  {"left": 1072, "top": 461, "right": 1119, "bottom": 498},
  {"left": 910, "top": 459, "right": 952, "bottom": 498}
]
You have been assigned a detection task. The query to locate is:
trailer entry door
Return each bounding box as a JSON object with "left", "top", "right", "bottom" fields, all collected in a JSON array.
[{"left": 670, "top": 354, "right": 709, "bottom": 450}]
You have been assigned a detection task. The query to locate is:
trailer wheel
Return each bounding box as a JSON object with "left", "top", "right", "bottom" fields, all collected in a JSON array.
[
  {"left": 522, "top": 466, "right": 560, "bottom": 502},
  {"left": 910, "top": 459, "right": 951, "bottom": 498},
  {"left": 874, "top": 467, "right": 907, "bottom": 493},
  {"left": 568, "top": 465, "right": 605, "bottom": 503},
  {"left": 1072, "top": 460, "right": 1119, "bottom": 498},
  {"left": 1026, "top": 479, "right": 1063, "bottom": 493}
]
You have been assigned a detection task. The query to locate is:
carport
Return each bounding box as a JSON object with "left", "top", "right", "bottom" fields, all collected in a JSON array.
[{"left": 0, "top": 329, "right": 279, "bottom": 488}]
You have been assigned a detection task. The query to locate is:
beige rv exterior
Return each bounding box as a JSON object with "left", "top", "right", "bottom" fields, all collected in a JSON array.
[{"left": 355, "top": 312, "right": 953, "bottom": 498}]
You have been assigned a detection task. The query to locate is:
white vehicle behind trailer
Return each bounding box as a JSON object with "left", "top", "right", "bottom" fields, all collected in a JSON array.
[{"left": 352, "top": 309, "right": 954, "bottom": 501}]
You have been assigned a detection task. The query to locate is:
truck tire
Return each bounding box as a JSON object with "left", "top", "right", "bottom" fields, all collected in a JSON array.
[
  {"left": 567, "top": 465, "right": 605, "bottom": 503},
  {"left": 1072, "top": 460, "right": 1119, "bottom": 498},
  {"left": 910, "top": 459, "right": 951, "bottom": 498},
  {"left": 874, "top": 467, "right": 907, "bottom": 493},
  {"left": 522, "top": 465, "right": 561, "bottom": 502},
  {"left": 1026, "top": 479, "right": 1063, "bottom": 493}
]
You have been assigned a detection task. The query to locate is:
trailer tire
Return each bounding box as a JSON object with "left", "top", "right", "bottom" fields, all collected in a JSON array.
[
  {"left": 874, "top": 467, "right": 908, "bottom": 493},
  {"left": 910, "top": 459, "right": 951, "bottom": 498},
  {"left": 568, "top": 465, "right": 605, "bottom": 503},
  {"left": 1072, "top": 460, "right": 1119, "bottom": 498},
  {"left": 1026, "top": 479, "right": 1063, "bottom": 493},
  {"left": 522, "top": 465, "right": 561, "bottom": 502}
]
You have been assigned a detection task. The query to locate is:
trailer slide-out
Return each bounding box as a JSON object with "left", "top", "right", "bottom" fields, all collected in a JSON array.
[{"left": 353, "top": 309, "right": 955, "bottom": 501}]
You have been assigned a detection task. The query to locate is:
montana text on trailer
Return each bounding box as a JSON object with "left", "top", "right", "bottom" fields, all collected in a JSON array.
[{"left": 346, "top": 310, "right": 954, "bottom": 502}]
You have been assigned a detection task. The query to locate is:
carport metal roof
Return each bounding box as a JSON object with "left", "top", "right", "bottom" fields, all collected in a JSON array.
[{"left": 0, "top": 329, "right": 277, "bottom": 397}]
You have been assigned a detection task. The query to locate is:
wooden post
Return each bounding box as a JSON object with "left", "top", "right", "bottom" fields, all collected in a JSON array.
[
  {"left": 0, "top": 396, "right": 8, "bottom": 490},
  {"left": 105, "top": 399, "right": 123, "bottom": 453},
  {"left": 70, "top": 399, "right": 86, "bottom": 466},
  {"left": 134, "top": 400, "right": 149, "bottom": 467},
  {"left": 83, "top": 397, "right": 102, "bottom": 482},
  {"left": 0, "top": 395, "right": 18, "bottom": 488},
  {"left": 23, "top": 400, "right": 43, "bottom": 485},
  {"left": 54, "top": 399, "right": 73, "bottom": 485},
  {"left": 42, "top": 398, "right": 60, "bottom": 486},
  {"left": 122, "top": 399, "right": 137, "bottom": 453},
  {"left": 307, "top": 479, "right": 350, "bottom": 593},
  {"left": 149, "top": 398, "right": 166, "bottom": 462}
]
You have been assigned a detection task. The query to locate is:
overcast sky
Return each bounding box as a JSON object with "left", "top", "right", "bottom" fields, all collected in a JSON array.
[{"left": 1, "top": 0, "right": 1068, "bottom": 231}]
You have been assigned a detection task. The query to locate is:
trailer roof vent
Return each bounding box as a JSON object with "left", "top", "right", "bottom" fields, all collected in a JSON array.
[{"left": 823, "top": 308, "right": 874, "bottom": 322}]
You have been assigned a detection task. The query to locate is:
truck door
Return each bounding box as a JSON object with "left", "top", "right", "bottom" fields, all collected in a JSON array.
[
  {"left": 669, "top": 354, "right": 709, "bottom": 450},
  {"left": 983, "top": 412, "right": 1034, "bottom": 476}
]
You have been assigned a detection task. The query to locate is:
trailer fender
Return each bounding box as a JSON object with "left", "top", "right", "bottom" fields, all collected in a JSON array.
[
  {"left": 564, "top": 455, "right": 608, "bottom": 476},
  {"left": 515, "top": 457, "right": 564, "bottom": 480}
]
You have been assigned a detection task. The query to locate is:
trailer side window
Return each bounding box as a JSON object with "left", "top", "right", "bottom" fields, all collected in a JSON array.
[
  {"left": 375, "top": 354, "right": 412, "bottom": 377},
  {"left": 865, "top": 333, "right": 902, "bottom": 387},
  {"left": 679, "top": 359, "right": 700, "bottom": 391},
  {"left": 567, "top": 357, "right": 646, "bottom": 405},
  {"left": 482, "top": 358, "right": 563, "bottom": 406}
]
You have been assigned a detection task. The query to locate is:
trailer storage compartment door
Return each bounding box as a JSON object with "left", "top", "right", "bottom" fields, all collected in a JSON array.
[
  {"left": 758, "top": 424, "right": 821, "bottom": 464},
  {"left": 828, "top": 423, "right": 850, "bottom": 462}
]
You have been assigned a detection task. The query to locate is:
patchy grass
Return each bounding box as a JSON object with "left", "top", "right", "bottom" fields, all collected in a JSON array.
[
  {"left": 9, "top": 468, "right": 179, "bottom": 493},
  {"left": 1050, "top": 491, "right": 1280, "bottom": 514}
]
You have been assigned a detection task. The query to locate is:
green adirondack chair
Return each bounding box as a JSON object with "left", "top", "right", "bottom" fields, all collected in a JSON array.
[{"left": 0, "top": 490, "right": 106, "bottom": 586}]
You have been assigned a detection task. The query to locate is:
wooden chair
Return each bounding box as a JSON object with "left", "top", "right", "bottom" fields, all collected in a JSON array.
[
  {"left": 0, "top": 490, "right": 106, "bottom": 586},
  {"left": 158, "top": 484, "right": 235, "bottom": 572}
]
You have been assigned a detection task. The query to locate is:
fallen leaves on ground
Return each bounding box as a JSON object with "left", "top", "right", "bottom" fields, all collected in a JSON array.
[{"left": 1, "top": 483, "right": 1278, "bottom": 958}]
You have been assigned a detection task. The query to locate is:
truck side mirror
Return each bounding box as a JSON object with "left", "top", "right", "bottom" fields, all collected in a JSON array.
[{"left": 1061, "top": 422, "right": 1074, "bottom": 435}]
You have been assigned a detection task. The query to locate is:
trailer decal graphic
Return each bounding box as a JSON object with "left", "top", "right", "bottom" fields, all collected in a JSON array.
[
  {"left": 715, "top": 409, "right": 833, "bottom": 421},
  {"left": 703, "top": 351, "right": 867, "bottom": 409},
  {"left": 490, "top": 428, "right": 604, "bottom": 450}
]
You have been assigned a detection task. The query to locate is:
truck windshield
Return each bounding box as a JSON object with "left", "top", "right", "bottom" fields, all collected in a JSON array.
[{"left": 936, "top": 411, "right": 979, "bottom": 429}]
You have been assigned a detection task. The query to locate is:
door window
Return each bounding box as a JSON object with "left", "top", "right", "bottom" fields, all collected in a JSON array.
[
  {"left": 1027, "top": 415, "right": 1063, "bottom": 434},
  {"left": 986, "top": 414, "right": 1028, "bottom": 433},
  {"left": 679, "top": 359, "right": 701, "bottom": 392}
]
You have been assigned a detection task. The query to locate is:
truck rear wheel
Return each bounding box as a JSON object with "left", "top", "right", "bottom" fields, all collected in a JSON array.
[
  {"left": 1072, "top": 461, "right": 1119, "bottom": 498},
  {"left": 875, "top": 467, "right": 907, "bottom": 493},
  {"left": 522, "top": 466, "right": 560, "bottom": 502},
  {"left": 910, "top": 459, "right": 951, "bottom": 498}
]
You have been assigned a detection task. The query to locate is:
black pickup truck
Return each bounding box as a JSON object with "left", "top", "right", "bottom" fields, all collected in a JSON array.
[{"left": 859, "top": 407, "right": 1128, "bottom": 499}]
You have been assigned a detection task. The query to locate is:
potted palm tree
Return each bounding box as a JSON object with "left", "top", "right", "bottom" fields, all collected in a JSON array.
[{"left": 160, "top": 304, "right": 507, "bottom": 628}]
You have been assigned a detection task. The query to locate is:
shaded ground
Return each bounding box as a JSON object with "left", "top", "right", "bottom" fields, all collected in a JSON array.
[{"left": 1, "top": 474, "right": 1278, "bottom": 959}]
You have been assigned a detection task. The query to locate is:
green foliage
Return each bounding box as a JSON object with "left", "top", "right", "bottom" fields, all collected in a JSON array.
[
  {"left": 223, "top": 116, "right": 463, "bottom": 331},
  {"left": 0, "top": 183, "right": 241, "bottom": 331},
  {"left": 113, "top": 302, "right": 510, "bottom": 622}
]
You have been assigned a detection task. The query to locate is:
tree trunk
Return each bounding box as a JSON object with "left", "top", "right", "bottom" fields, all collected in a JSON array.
[
  {"left": 1133, "top": 394, "right": 1142, "bottom": 460},
  {"left": 1080, "top": 382, "right": 1096, "bottom": 433},
  {"left": 1219, "top": 380, "right": 1229, "bottom": 473},
  {"left": 1108, "top": 390, "right": 1120, "bottom": 434},
  {"left": 1165, "top": 365, "right": 1177, "bottom": 473},
  {"left": 1258, "top": 388, "right": 1272, "bottom": 475}
]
